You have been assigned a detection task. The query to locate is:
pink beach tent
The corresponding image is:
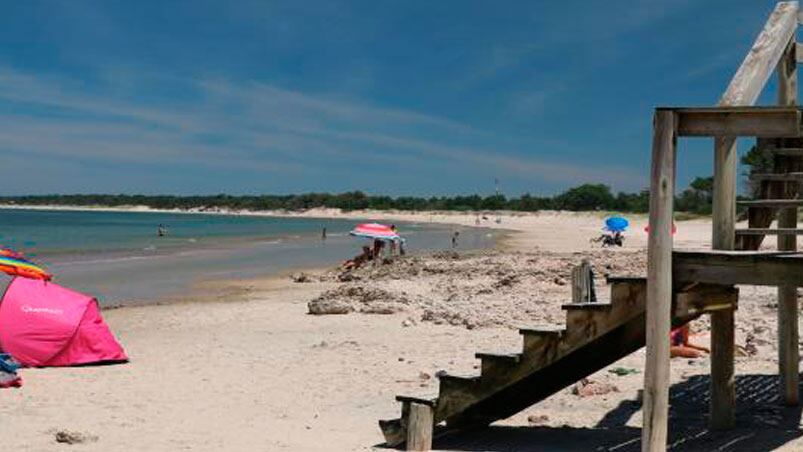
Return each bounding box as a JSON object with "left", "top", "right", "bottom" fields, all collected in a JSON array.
[{"left": 0, "top": 277, "right": 127, "bottom": 367}]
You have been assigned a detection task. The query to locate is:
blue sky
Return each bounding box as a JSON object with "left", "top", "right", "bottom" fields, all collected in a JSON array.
[{"left": 0, "top": 1, "right": 790, "bottom": 196}]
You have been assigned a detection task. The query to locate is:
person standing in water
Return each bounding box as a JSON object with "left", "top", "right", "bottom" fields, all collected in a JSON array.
[
  {"left": 321, "top": 227, "right": 327, "bottom": 242},
  {"left": 451, "top": 231, "right": 459, "bottom": 248}
]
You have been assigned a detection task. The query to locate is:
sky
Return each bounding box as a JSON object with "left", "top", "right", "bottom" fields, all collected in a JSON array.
[{"left": 0, "top": 0, "right": 792, "bottom": 196}]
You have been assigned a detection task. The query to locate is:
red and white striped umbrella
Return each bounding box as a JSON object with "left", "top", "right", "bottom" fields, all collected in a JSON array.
[{"left": 349, "top": 223, "right": 400, "bottom": 241}]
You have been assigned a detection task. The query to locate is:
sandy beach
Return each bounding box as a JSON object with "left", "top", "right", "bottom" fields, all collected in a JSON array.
[{"left": 0, "top": 209, "right": 800, "bottom": 451}]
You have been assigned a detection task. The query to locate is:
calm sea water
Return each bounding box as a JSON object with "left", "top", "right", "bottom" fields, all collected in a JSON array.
[{"left": 0, "top": 208, "right": 496, "bottom": 305}]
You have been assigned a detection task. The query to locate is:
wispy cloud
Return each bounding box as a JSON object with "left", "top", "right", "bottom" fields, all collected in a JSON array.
[{"left": 0, "top": 66, "right": 642, "bottom": 194}]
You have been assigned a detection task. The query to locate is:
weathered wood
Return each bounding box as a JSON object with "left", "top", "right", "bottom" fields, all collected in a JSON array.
[
  {"left": 711, "top": 308, "right": 736, "bottom": 429},
  {"left": 720, "top": 1, "right": 798, "bottom": 252},
  {"left": 749, "top": 172, "right": 803, "bottom": 181},
  {"left": 720, "top": 2, "right": 798, "bottom": 106},
  {"left": 674, "top": 285, "right": 738, "bottom": 319},
  {"left": 670, "top": 107, "right": 801, "bottom": 137},
  {"left": 571, "top": 259, "right": 595, "bottom": 303},
  {"left": 777, "top": 37, "right": 800, "bottom": 407},
  {"left": 643, "top": 109, "right": 676, "bottom": 452},
  {"left": 735, "top": 228, "right": 803, "bottom": 235},
  {"left": 771, "top": 147, "right": 803, "bottom": 156},
  {"left": 738, "top": 199, "right": 803, "bottom": 207},
  {"left": 406, "top": 403, "right": 434, "bottom": 451},
  {"left": 674, "top": 250, "right": 803, "bottom": 286}
]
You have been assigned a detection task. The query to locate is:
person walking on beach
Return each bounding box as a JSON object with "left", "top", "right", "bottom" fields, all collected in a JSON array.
[{"left": 451, "top": 231, "right": 459, "bottom": 248}]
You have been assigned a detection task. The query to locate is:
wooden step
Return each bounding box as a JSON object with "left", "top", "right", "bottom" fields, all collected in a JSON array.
[
  {"left": 476, "top": 352, "right": 521, "bottom": 379},
  {"left": 749, "top": 172, "right": 803, "bottom": 181},
  {"left": 770, "top": 147, "right": 803, "bottom": 157},
  {"left": 738, "top": 199, "right": 803, "bottom": 208},
  {"left": 438, "top": 374, "right": 481, "bottom": 394},
  {"left": 396, "top": 395, "right": 438, "bottom": 407},
  {"left": 519, "top": 327, "right": 564, "bottom": 355},
  {"left": 561, "top": 302, "right": 612, "bottom": 311},
  {"left": 606, "top": 276, "right": 646, "bottom": 284},
  {"left": 735, "top": 228, "right": 803, "bottom": 235}
]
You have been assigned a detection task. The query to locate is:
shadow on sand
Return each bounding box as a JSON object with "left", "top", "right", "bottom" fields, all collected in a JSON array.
[{"left": 429, "top": 373, "right": 803, "bottom": 451}]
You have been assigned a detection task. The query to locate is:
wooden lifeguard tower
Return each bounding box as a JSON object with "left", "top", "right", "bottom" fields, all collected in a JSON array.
[{"left": 379, "top": 3, "right": 803, "bottom": 450}]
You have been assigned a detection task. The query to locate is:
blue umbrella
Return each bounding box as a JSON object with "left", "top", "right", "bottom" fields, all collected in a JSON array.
[{"left": 604, "top": 216, "right": 629, "bottom": 232}]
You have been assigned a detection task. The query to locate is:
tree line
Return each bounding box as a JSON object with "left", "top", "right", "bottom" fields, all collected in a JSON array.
[
  {"left": 1, "top": 144, "right": 775, "bottom": 215},
  {"left": 0, "top": 178, "right": 716, "bottom": 214}
]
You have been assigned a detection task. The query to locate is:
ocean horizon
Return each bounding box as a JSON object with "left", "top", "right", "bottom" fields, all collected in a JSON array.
[{"left": 0, "top": 208, "right": 496, "bottom": 305}]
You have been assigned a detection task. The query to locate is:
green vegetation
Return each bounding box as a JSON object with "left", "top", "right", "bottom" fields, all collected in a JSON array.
[{"left": 0, "top": 178, "right": 717, "bottom": 214}]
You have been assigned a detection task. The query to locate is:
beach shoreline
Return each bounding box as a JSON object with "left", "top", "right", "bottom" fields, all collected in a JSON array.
[{"left": 5, "top": 209, "right": 798, "bottom": 451}]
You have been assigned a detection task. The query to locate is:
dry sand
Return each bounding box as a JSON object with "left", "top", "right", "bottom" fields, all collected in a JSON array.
[{"left": 0, "top": 210, "right": 801, "bottom": 451}]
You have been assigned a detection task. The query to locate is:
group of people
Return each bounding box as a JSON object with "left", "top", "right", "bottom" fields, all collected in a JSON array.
[{"left": 342, "top": 225, "right": 405, "bottom": 270}]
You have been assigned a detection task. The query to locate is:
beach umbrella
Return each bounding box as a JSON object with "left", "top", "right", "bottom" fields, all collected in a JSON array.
[
  {"left": 349, "top": 223, "right": 400, "bottom": 241},
  {"left": 0, "top": 248, "right": 51, "bottom": 281},
  {"left": 604, "top": 216, "right": 629, "bottom": 232}
]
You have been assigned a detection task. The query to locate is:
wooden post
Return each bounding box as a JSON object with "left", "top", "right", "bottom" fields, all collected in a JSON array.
[
  {"left": 642, "top": 109, "right": 676, "bottom": 452},
  {"left": 710, "top": 134, "right": 737, "bottom": 430},
  {"left": 777, "top": 38, "right": 799, "bottom": 406},
  {"left": 406, "top": 403, "right": 433, "bottom": 451},
  {"left": 571, "top": 259, "right": 595, "bottom": 303}
]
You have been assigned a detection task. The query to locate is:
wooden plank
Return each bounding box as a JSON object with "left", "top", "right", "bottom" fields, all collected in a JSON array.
[
  {"left": 771, "top": 147, "right": 803, "bottom": 156},
  {"left": 720, "top": 2, "right": 798, "bottom": 106},
  {"left": 670, "top": 107, "right": 801, "bottom": 137},
  {"left": 749, "top": 172, "right": 803, "bottom": 181},
  {"left": 406, "top": 403, "right": 434, "bottom": 451},
  {"left": 777, "top": 37, "right": 799, "bottom": 407},
  {"left": 643, "top": 109, "right": 676, "bottom": 452},
  {"left": 735, "top": 228, "right": 803, "bottom": 235},
  {"left": 674, "top": 251, "right": 803, "bottom": 286},
  {"left": 738, "top": 199, "right": 803, "bottom": 207}
]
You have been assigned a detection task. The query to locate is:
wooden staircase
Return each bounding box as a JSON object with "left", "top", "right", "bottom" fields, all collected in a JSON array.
[
  {"left": 736, "top": 138, "right": 803, "bottom": 250},
  {"left": 378, "top": 278, "right": 736, "bottom": 447}
]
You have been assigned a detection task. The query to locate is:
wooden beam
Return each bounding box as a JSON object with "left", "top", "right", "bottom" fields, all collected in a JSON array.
[
  {"left": 738, "top": 198, "right": 803, "bottom": 207},
  {"left": 721, "top": 2, "right": 798, "bottom": 106},
  {"left": 710, "top": 307, "right": 735, "bottom": 430},
  {"left": 669, "top": 107, "right": 801, "bottom": 137},
  {"left": 642, "top": 109, "right": 676, "bottom": 452},
  {"left": 718, "top": 1, "right": 798, "bottom": 251},
  {"left": 406, "top": 403, "right": 433, "bottom": 451},
  {"left": 777, "top": 37, "right": 800, "bottom": 407},
  {"left": 735, "top": 228, "right": 803, "bottom": 235},
  {"left": 674, "top": 251, "right": 803, "bottom": 287},
  {"left": 749, "top": 172, "right": 803, "bottom": 181}
]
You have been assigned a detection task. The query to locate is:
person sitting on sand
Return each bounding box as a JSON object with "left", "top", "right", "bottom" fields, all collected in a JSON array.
[
  {"left": 342, "top": 246, "right": 373, "bottom": 270},
  {"left": 670, "top": 324, "right": 709, "bottom": 358}
]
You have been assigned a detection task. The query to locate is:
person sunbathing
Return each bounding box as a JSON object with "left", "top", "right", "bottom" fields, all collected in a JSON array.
[
  {"left": 670, "top": 325, "right": 710, "bottom": 358},
  {"left": 342, "top": 246, "right": 373, "bottom": 270}
]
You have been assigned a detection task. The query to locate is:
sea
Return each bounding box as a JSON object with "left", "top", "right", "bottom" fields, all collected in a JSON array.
[{"left": 0, "top": 208, "right": 496, "bottom": 306}]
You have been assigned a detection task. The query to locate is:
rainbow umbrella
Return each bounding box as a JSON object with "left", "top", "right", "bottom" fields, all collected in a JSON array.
[
  {"left": 349, "top": 223, "right": 400, "bottom": 241},
  {"left": 0, "top": 248, "right": 51, "bottom": 281}
]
